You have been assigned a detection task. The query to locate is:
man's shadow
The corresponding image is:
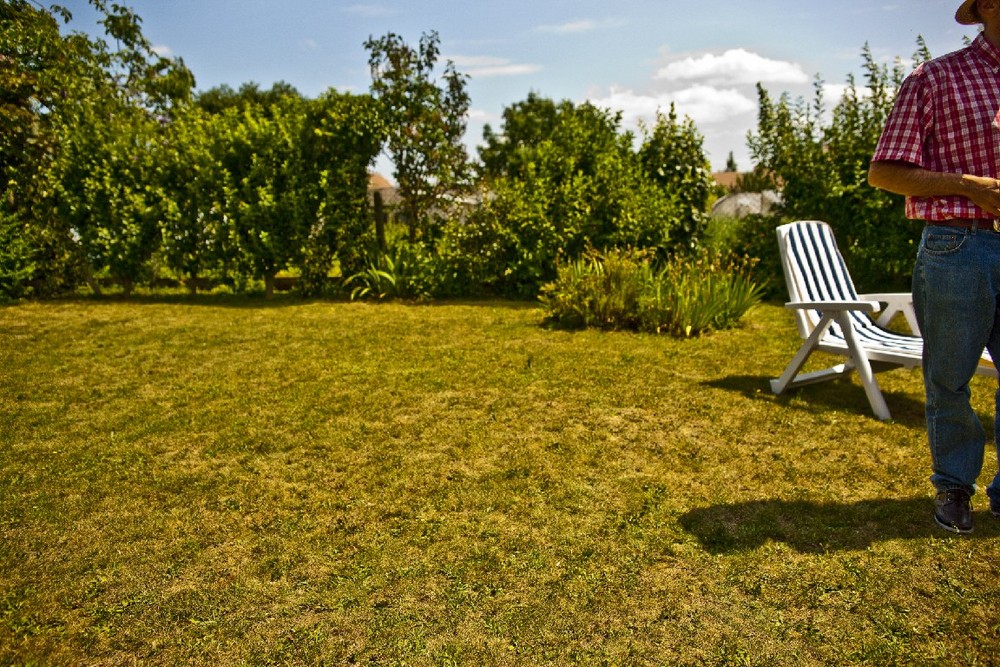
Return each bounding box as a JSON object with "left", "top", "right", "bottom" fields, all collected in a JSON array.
[{"left": 679, "top": 497, "right": 1000, "bottom": 554}]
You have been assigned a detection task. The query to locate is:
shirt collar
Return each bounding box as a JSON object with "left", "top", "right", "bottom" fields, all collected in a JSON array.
[{"left": 972, "top": 32, "right": 1000, "bottom": 68}]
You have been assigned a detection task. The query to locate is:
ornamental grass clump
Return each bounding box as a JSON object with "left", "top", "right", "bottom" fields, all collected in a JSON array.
[
  {"left": 540, "top": 247, "right": 763, "bottom": 336},
  {"left": 645, "top": 250, "right": 765, "bottom": 336}
]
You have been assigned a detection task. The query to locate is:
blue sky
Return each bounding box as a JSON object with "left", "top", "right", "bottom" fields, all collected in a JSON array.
[{"left": 57, "top": 0, "right": 979, "bottom": 175}]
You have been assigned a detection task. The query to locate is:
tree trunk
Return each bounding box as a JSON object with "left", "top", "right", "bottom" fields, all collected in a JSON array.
[
  {"left": 83, "top": 264, "right": 102, "bottom": 296},
  {"left": 265, "top": 274, "right": 275, "bottom": 299}
]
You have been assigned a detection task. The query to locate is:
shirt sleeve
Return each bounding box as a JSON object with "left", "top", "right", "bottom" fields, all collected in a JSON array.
[{"left": 871, "top": 64, "right": 931, "bottom": 168}]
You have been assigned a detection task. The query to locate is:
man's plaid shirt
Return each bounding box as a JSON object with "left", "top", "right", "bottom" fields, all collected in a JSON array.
[{"left": 872, "top": 33, "right": 1000, "bottom": 221}]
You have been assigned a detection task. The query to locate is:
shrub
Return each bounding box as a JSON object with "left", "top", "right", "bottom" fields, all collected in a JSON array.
[
  {"left": 539, "top": 248, "right": 764, "bottom": 336},
  {"left": 644, "top": 251, "right": 765, "bottom": 337},
  {"left": 345, "top": 240, "right": 443, "bottom": 301},
  {"left": 0, "top": 211, "right": 34, "bottom": 302},
  {"left": 747, "top": 46, "right": 922, "bottom": 291},
  {"left": 538, "top": 248, "right": 652, "bottom": 330},
  {"left": 708, "top": 213, "right": 786, "bottom": 300}
]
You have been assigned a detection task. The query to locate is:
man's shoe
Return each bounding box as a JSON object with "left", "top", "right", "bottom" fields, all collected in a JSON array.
[
  {"left": 990, "top": 495, "right": 1000, "bottom": 518},
  {"left": 935, "top": 488, "right": 973, "bottom": 534}
]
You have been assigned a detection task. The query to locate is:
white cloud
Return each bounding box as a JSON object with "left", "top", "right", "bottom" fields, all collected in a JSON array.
[
  {"left": 468, "top": 108, "right": 499, "bottom": 123},
  {"left": 822, "top": 81, "right": 871, "bottom": 102},
  {"left": 588, "top": 84, "right": 756, "bottom": 129},
  {"left": 585, "top": 46, "right": 813, "bottom": 169},
  {"left": 669, "top": 85, "right": 759, "bottom": 123},
  {"left": 449, "top": 55, "right": 542, "bottom": 78},
  {"left": 536, "top": 19, "right": 598, "bottom": 34},
  {"left": 655, "top": 48, "right": 809, "bottom": 86},
  {"left": 299, "top": 38, "right": 319, "bottom": 51},
  {"left": 534, "top": 17, "right": 626, "bottom": 35},
  {"left": 151, "top": 44, "right": 173, "bottom": 58}
]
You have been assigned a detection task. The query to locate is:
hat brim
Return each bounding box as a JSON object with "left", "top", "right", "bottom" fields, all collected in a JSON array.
[{"left": 956, "top": 0, "right": 979, "bottom": 24}]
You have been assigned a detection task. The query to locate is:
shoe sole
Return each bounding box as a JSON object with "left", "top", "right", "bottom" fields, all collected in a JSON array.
[{"left": 935, "top": 513, "right": 973, "bottom": 534}]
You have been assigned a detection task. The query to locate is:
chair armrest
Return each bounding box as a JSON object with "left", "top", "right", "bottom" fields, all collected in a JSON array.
[
  {"left": 785, "top": 300, "right": 879, "bottom": 313},
  {"left": 857, "top": 292, "right": 921, "bottom": 335},
  {"left": 858, "top": 292, "right": 910, "bottom": 301}
]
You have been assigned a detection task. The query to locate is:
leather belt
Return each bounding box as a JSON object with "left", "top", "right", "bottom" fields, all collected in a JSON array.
[{"left": 932, "top": 219, "right": 1000, "bottom": 233}]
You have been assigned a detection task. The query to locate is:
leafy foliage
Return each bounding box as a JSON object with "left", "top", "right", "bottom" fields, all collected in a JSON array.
[
  {"left": 5, "top": 2, "right": 928, "bottom": 306},
  {"left": 638, "top": 105, "right": 714, "bottom": 249},
  {"left": 540, "top": 247, "right": 763, "bottom": 336},
  {"left": 0, "top": 210, "right": 34, "bottom": 301},
  {"left": 365, "top": 31, "right": 471, "bottom": 244},
  {"left": 157, "top": 104, "right": 230, "bottom": 292},
  {"left": 468, "top": 96, "right": 702, "bottom": 296},
  {"left": 644, "top": 250, "right": 764, "bottom": 337},
  {"left": 746, "top": 44, "right": 923, "bottom": 290},
  {"left": 3, "top": 0, "right": 385, "bottom": 299},
  {"left": 50, "top": 94, "right": 165, "bottom": 295},
  {"left": 195, "top": 81, "right": 301, "bottom": 115},
  {"left": 345, "top": 239, "right": 444, "bottom": 301},
  {"left": 1, "top": 0, "right": 193, "bottom": 296}
]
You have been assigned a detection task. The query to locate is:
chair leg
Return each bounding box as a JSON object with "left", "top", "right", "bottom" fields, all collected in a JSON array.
[
  {"left": 837, "top": 312, "right": 892, "bottom": 421},
  {"left": 771, "top": 313, "right": 840, "bottom": 394}
]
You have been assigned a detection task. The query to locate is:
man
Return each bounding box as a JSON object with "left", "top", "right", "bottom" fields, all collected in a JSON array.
[{"left": 869, "top": 0, "right": 1000, "bottom": 534}]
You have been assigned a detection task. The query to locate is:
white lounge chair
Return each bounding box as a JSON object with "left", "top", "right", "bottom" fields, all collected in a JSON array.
[{"left": 770, "top": 220, "right": 995, "bottom": 420}]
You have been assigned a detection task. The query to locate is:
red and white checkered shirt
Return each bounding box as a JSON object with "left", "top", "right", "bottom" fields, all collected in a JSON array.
[{"left": 872, "top": 33, "right": 1000, "bottom": 221}]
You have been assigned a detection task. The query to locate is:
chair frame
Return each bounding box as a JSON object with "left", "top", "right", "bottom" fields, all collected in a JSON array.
[{"left": 770, "top": 220, "right": 995, "bottom": 420}]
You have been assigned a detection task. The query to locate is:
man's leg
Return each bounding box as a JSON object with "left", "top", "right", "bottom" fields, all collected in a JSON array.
[{"left": 913, "top": 226, "right": 998, "bottom": 531}]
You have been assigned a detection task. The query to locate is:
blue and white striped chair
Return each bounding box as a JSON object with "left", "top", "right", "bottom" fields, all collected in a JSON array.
[{"left": 770, "top": 220, "right": 995, "bottom": 420}]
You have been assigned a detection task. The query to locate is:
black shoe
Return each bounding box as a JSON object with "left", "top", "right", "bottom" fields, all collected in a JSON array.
[
  {"left": 935, "top": 488, "right": 973, "bottom": 534},
  {"left": 990, "top": 496, "right": 1000, "bottom": 518}
]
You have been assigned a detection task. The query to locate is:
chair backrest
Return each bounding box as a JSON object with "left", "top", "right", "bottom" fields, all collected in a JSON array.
[{"left": 776, "top": 220, "right": 865, "bottom": 340}]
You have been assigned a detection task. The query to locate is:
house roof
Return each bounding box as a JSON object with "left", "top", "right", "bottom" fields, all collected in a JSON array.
[
  {"left": 712, "top": 171, "right": 742, "bottom": 190},
  {"left": 367, "top": 172, "right": 402, "bottom": 206},
  {"left": 368, "top": 172, "right": 395, "bottom": 191}
]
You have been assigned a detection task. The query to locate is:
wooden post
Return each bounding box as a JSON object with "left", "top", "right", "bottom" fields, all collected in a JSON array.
[{"left": 373, "top": 190, "right": 387, "bottom": 253}]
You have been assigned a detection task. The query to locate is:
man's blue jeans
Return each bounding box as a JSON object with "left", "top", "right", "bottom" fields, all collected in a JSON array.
[{"left": 912, "top": 223, "right": 1000, "bottom": 505}]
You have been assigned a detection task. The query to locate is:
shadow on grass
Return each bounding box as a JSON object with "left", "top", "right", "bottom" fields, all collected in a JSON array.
[
  {"left": 680, "top": 496, "right": 1000, "bottom": 554},
  {"left": 706, "top": 374, "right": 927, "bottom": 427}
]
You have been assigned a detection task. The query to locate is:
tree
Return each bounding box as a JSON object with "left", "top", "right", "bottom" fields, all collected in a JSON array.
[
  {"left": 195, "top": 81, "right": 301, "bottom": 115},
  {"left": 459, "top": 96, "right": 690, "bottom": 296},
  {"left": 747, "top": 45, "right": 915, "bottom": 289},
  {"left": 216, "top": 98, "right": 308, "bottom": 298},
  {"left": 725, "top": 151, "right": 738, "bottom": 172},
  {"left": 296, "top": 90, "right": 384, "bottom": 289},
  {"left": 158, "top": 105, "right": 231, "bottom": 293},
  {"left": 365, "top": 31, "right": 471, "bottom": 244},
  {"left": 637, "top": 105, "right": 714, "bottom": 250},
  {"left": 204, "top": 89, "right": 383, "bottom": 297},
  {"left": 51, "top": 99, "right": 165, "bottom": 296},
  {"left": 479, "top": 92, "right": 561, "bottom": 180},
  {"left": 1, "top": 0, "right": 193, "bottom": 297}
]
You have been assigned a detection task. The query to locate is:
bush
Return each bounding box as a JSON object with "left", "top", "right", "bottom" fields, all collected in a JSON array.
[
  {"left": 539, "top": 248, "right": 764, "bottom": 336},
  {"left": 0, "top": 211, "right": 34, "bottom": 302},
  {"left": 538, "top": 248, "right": 653, "bottom": 330},
  {"left": 644, "top": 250, "right": 765, "bottom": 337},
  {"left": 345, "top": 239, "right": 445, "bottom": 301},
  {"left": 708, "top": 213, "right": 786, "bottom": 300},
  {"left": 747, "top": 46, "right": 922, "bottom": 291}
]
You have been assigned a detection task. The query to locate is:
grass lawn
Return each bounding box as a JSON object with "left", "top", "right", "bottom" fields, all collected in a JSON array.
[{"left": 2, "top": 295, "right": 999, "bottom": 666}]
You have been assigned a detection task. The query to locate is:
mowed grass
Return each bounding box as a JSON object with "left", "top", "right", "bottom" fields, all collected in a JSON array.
[{"left": 1, "top": 296, "right": 999, "bottom": 666}]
